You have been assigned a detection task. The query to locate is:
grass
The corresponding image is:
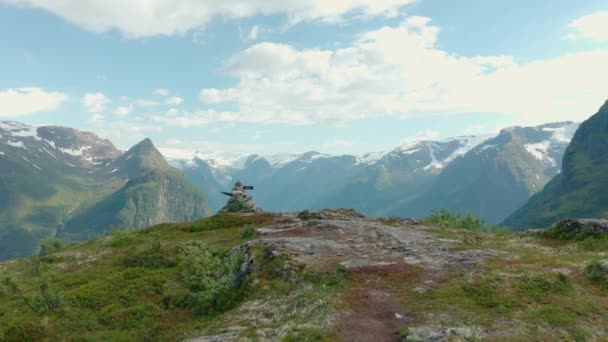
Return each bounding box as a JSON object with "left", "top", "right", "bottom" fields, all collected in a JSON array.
[
  {"left": 2, "top": 210, "right": 608, "bottom": 340},
  {"left": 541, "top": 223, "right": 608, "bottom": 251},
  {"left": 401, "top": 224, "right": 608, "bottom": 340},
  {"left": 0, "top": 212, "right": 345, "bottom": 341},
  {"left": 0, "top": 213, "right": 273, "bottom": 341}
]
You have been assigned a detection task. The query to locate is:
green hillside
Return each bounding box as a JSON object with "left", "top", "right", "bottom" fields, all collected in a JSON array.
[
  {"left": 505, "top": 100, "right": 608, "bottom": 229},
  {"left": 60, "top": 169, "right": 210, "bottom": 241},
  {"left": 1, "top": 211, "right": 608, "bottom": 340}
]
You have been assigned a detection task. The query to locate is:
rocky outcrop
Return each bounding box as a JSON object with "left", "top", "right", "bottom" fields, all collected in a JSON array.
[{"left": 553, "top": 218, "right": 608, "bottom": 235}]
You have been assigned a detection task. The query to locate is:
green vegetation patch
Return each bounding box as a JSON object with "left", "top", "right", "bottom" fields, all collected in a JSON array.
[
  {"left": 185, "top": 213, "right": 272, "bottom": 233},
  {"left": 541, "top": 224, "right": 608, "bottom": 251},
  {"left": 425, "top": 209, "right": 488, "bottom": 231}
]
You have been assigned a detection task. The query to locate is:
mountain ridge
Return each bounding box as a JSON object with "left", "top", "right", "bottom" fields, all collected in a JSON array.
[
  {"left": 0, "top": 122, "right": 210, "bottom": 260},
  {"left": 504, "top": 101, "right": 608, "bottom": 229}
]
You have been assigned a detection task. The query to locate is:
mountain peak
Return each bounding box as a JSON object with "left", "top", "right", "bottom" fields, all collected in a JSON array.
[{"left": 111, "top": 138, "right": 169, "bottom": 178}]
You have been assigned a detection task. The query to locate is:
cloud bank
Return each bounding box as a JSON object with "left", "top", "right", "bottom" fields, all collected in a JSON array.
[
  {"left": 0, "top": 87, "right": 67, "bottom": 117},
  {"left": 2, "top": 0, "right": 415, "bottom": 37}
]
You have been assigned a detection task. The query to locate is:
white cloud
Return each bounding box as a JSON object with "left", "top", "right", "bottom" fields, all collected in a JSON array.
[
  {"left": 166, "top": 96, "right": 184, "bottom": 106},
  {"left": 246, "top": 25, "right": 260, "bottom": 41},
  {"left": 155, "top": 88, "right": 170, "bottom": 97},
  {"left": 200, "top": 88, "right": 237, "bottom": 104},
  {"left": 113, "top": 104, "right": 133, "bottom": 117},
  {"left": 83, "top": 92, "right": 110, "bottom": 113},
  {"left": 567, "top": 11, "right": 608, "bottom": 42},
  {"left": 0, "top": 87, "right": 67, "bottom": 117},
  {"left": 195, "top": 17, "right": 608, "bottom": 126},
  {"left": 2, "top": 0, "right": 416, "bottom": 38},
  {"left": 152, "top": 109, "right": 239, "bottom": 127},
  {"left": 165, "top": 138, "right": 182, "bottom": 145},
  {"left": 135, "top": 99, "right": 162, "bottom": 107}
]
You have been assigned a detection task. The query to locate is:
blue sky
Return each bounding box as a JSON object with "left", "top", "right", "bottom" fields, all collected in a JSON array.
[{"left": 1, "top": 0, "right": 607, "bottom": 157}]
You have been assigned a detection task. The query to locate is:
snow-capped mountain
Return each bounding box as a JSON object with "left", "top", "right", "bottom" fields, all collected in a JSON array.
[
  {"left": 395, "top": 121, "right": 580, "bottom": 223},
  {"left": 0, "top": 121, "right": 208, "bottom": 260},
  {"left": 0, "top": 120, "right": 121, "bottom": 171},
  {"left": 169, "top": 122, "right": 578, "bottom": 220}
]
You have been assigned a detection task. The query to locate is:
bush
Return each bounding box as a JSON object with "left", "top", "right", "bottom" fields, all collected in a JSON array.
[
  {"left": 241, "top": 225, "right": 258, "bottom": 240},
  {"left": 109, "top": 226, "right": 134, "bottom": 248},
  {"left": 3, "top": 321, "right": 47, "bottom": 342},
  {"left": 165, "top": 242, "right": 247, "bottom": 316},
  {"left": 584, "top": 261, "right": 608, "bottom": 285},
  {"left": 543, "top": 225, "right": 608, "bottom": 251},
  {"left": 425, "top": 209, "right": 486, "bottom": 230},
  {"left": 125, "top": 239, "right": 175, "bottom": 269},
  {"left": 39, "top": 238, "right": 62, "bottom": 256}
]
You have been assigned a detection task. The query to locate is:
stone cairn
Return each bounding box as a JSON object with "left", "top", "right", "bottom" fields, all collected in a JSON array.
[{"left": 220, "top": 181, "right": 263, "bottom": 213}]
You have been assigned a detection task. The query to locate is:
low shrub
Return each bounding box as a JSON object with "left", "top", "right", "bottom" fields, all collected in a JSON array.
[
  {"left": 241, "top": 225, "right": 258, "bottom": 240},
  {"left": 584, "top": 261, "right": 608, "bottom": 285},
  {"left": 516, "top": 274, "right": 573, "bottom": 301},
  {"left": 108, "top": 226, "right": 134, "bottom": 248},
  {"left": 124, "top": 239, "right": 176, "bottom": 269},
  {"left": 164, "top": 241, "right": 247, "bottom": 317},
  {"left": 542, "top": 225, "right": 608, "bottom": 251},
  {"left": 39, "top": 238, "right": 62, "bottom": 256},
  {"left": 425, "top": 209, "right": 487, "bottom": 230}
]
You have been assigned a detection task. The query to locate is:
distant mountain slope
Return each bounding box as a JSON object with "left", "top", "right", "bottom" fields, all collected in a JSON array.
[
  {"left": 173, "top": 123, "right": 577, "bottom": 223},
  {"left": 59, "top": 168, "right": 208, "bottom": 240},
  {"left": 0, "top": 121, "right": 125, "bottom": 259},
  {"left": 60, "top": 139, "right": 209, "bottom": 240},
  {"left": 0, "top": 121, "right": 209, "bottom": 260},
  {"left": 172, "top": 136, "right": 493, "bottom": 215},
  {"left": 504, "top": 101, "right": 608, "bottom": 229},
  {"left": 395, "top": 122, "right": 578, "bottom": 224}
]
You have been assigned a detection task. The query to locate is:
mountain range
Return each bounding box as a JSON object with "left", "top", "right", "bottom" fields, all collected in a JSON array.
[
  {"left": 0, "top": 121, "right": 209, "bottom": 260},
  {"left": 171, "top": 121, "right": 578, "bottom": 224},
  {"left": 0, "top": 117, "right": 592, "bottom": 260}
]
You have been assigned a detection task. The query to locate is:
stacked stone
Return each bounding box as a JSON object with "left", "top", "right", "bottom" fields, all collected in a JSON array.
[{"left": 220, "top": 181, "right": 262, "bottom": 213}]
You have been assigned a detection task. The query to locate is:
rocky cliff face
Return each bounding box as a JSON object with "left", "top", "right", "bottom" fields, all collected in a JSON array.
[{"left": 504, "top": 100, "right": 608, "bottom": 229}]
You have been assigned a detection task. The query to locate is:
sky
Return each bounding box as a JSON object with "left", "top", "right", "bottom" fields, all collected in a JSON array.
[{"left": 1, "top": 0, "right": 608, "bottom": 157}]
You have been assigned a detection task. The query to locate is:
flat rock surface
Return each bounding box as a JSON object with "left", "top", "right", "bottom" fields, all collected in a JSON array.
[{"left": 195, "top": 209, "right": 500, "bottom": 341}]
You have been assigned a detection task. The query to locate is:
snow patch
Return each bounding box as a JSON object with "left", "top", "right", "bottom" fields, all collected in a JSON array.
[
  {"left": 356, "top": 151, "right": 385, "bottom": 165},
  {"left": 478, "top": 144, "right": 498, "bottom": 153},
  {"left": 20, "top": 156, "right": 42, "bottom": 171},
  {"left": 524, "top": 141, "right": 557, "bottom": 167},
  {"left": 59, "top": 145, "right": 91, "bottom": 157},
  {"left": 6, "top": 140, "right": 26, "bottom": 149},
  {"left": 423, "top": 143, "right": 442, "bottom": 170}
]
